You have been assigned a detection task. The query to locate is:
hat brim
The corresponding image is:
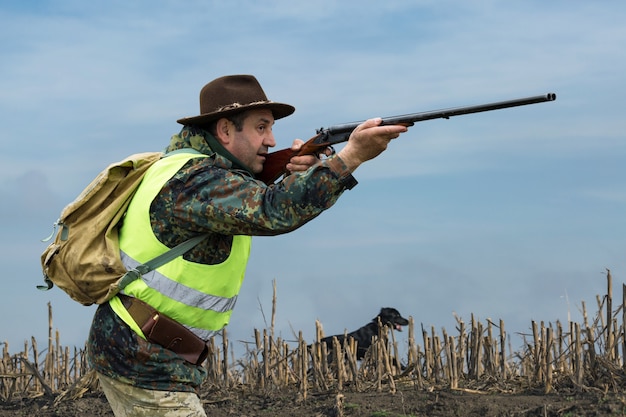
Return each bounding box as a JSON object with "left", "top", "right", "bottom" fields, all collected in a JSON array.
[{"left": 177, "top": 102, "right": 295, "bottom": 127}]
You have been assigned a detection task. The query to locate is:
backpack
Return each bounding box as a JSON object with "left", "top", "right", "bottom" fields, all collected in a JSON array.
[{"left": 39, "top": 151, "right": 206, "bottom": 306}]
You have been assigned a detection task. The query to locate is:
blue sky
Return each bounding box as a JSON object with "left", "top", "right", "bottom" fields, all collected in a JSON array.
[{"left": 1, "top": 1, "right": 625, "bottom": 359}]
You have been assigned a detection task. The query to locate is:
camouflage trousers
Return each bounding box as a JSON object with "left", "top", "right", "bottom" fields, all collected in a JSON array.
[{"left": 97, "top": 372, "right": 207, "bottom": 417}]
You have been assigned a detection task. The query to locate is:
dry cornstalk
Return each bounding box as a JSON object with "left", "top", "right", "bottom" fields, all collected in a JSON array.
[
  {"left": 263, "top": 329, "right": 270, "bottom": 384},
  {"left": 456, "top": 318, "right": 466, "bottom": 380},
  {"left": 544, "top": 326, "right": 553, "bottom": 394},
  {"left": 531, "top": 321, "right": 542, "bottom": 381},
  {"left": 499, "top": 319, "right": 507, "bottom": 379},
  {"left": 421, "top": 326, "right": 432, "bottom": 379},
  {"left": 574, "top": 322, "right": 583, "bottom": 385},
  {"left": 330, "top": 337, "right": 344, "bottom": 391},
  {"left": 469, "top": 316, "right": 483, "bottom": 379},
  {"left": 606, "top": 269, "right": 613, "bottom": 361},
  {"left": 432, "top": 330, "right": 442, "bottom": 383},
  {"left": 298, "top": 333, "right": 307, "bottom": 400},
  {"left": 222, "top": 328, "right": 229, "bottom": 385},
  {"left": 442, "top": 330, "right": 452, "bottom": 385},
  {"left": 271, "top": 279, "right": 277, "bottom": 340},
  {"left": 623, "top": 284, "right": 626, "bottom": 371},
  {"left": 345, "top": 339, "right": 360, "bottom": 390}
]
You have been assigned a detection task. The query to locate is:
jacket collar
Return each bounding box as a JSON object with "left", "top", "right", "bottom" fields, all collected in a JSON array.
[{"left": 166, "top": 126, "right": 252, "bottom": 174}]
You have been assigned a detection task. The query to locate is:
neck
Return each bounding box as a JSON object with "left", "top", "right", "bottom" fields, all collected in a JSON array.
[
  {"left": 168, "top": 126, "right": 252, "bottom": 174},
  {"left": 204, "top": 133, "right": 252, "bottom": 173}
]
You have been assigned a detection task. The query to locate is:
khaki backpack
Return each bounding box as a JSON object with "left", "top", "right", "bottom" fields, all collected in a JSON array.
[{"left": 39, "top": 150, "right": 206, "bottom": 306}]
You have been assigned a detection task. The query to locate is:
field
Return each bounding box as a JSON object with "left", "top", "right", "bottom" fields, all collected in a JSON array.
[
  {"left": 3, "top": 385, "right": 626, "bottom": 416},
  {"left": 2, "top": 272, "right": 626, "bottom": 416}
]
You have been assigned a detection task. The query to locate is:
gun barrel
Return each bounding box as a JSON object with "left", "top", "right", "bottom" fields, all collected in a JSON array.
[
  {"left": 382, "top": 93, "right": 556, "bottom": 126},
  {"left": 325, "top": 93, "right": 556, "bottom": 138}
]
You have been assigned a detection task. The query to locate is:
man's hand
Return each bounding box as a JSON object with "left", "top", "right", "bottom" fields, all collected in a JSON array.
[
  {"left": 285, "top": 139, "right": 333, "bottom": 173},
  {"left": 337, "top": 118, "right": 408, "bottom": 172}
]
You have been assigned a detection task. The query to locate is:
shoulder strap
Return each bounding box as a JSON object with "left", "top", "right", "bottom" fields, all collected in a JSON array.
[
  {"left": 163, "top": 148, "right": 204, "bottom": 157},
  {"left": 117, "top": 233, "right": 208, "bottom": 290}
]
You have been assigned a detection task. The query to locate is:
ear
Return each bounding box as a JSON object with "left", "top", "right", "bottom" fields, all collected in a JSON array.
[{"left": 214, "top": 118, "right": 232, "bottom": 145}]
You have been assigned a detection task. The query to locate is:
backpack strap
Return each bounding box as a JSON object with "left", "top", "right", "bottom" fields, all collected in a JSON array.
[
  {"left": 117, "top": 233, "right": 208, "bottom": 290},
  {"left": 163, "top": 147, "right": 204, "bottom": 157}
]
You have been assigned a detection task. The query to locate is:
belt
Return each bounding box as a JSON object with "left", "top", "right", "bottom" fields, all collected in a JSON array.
[{"left": 118, "top": 294, "right": 209, "bottom": 365}]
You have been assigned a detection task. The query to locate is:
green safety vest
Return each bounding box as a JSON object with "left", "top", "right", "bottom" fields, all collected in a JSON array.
[{"left": 109, "top": 151, "right": 252, "bottom": 341}]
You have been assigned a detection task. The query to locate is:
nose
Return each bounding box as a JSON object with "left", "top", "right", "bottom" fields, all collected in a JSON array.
[{"left": 265, "top": 131, "right": 276, "bottom": 148}]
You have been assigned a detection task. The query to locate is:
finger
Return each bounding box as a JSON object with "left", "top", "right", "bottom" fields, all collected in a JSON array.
[
  {"left": 355, "top": 117, "right": 383, "bottom": 132},
  {"left": 286, "top": 162, "right": 312, "bottom": 173},
  {"left": 381, "top": 125, "right": 408, "bottom": 138},
  {"left": 321, "top": 146, "right": 335, "bottom": 157},
  {"left": 291, "top": 138, "right": 304, "bottom": 151},
  {"left": 287, "top": 155, "right": 319, "bottom": 173},
  {"left": 291, "top": 155, "right": 318, "bottom": 165}
]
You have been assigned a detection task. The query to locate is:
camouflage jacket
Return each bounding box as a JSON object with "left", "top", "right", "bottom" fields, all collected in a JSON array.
[{"left": 87, "top": 126, "right": 357, "bottom": 391}]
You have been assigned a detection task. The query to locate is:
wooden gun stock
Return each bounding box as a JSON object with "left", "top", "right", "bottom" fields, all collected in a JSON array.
[{"left": 257, "top": 133, "right": 331, "bottom": 184}]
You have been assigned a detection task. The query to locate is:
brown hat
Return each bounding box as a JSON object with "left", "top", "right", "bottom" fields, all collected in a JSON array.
[{"left": 177, "top": 75, "right": 295, "bottom": 127}]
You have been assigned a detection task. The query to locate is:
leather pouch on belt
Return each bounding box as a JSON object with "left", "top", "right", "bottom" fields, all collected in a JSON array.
[{"left": 143, "top": 314, "right": 209, "bottom": 365}]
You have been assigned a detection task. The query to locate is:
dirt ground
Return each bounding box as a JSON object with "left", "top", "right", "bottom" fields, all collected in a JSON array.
[{"left": 2, "top": 386, "right": 626, "bottom": 417}]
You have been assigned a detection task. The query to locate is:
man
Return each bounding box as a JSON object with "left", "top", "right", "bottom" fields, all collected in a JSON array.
[{"left": 87, "top": 74, "right": 407, "bottom": 416}]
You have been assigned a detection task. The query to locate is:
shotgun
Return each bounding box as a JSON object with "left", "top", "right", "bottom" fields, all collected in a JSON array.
[{"left": 257, "top": 92, "right": 556, "bottom": 184}]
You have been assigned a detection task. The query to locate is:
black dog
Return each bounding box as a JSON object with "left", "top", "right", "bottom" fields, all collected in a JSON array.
[{"left": 318, "top": 307, "right": 409, "bottom": 360}]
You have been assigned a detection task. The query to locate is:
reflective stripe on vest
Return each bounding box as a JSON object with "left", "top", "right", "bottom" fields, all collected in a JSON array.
[{"left": 112, "top": 151, "right": 252, "bottom": 341}]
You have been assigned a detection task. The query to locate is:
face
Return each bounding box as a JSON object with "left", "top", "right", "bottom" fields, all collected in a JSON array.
[{"left": 218, "top": 109, "right": 276, "bottom": 174}]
